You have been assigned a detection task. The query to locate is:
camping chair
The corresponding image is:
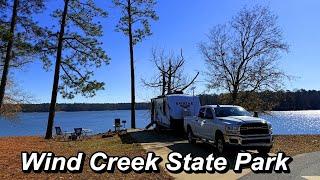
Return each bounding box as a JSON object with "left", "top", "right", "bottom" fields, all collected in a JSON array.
[
  {"left": 121, "top": 120, "right": 127, "bottom": 133},
  {"left": 122, "top": 120, "right": 127, "bottom": 130},
  {"left": 54, "top": 127, "right": 72, "bottom": 140},
  {"left": 113, "top": 119, "right": 122, "bottom": 132},
  {"left": 82, "top": 128, "right": 93, "bottom": 138},
  {"left": 74, "top": 128, "right": 83, "bottom": 140}
]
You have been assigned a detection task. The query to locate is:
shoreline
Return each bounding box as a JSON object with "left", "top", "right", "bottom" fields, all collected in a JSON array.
[
  {"left": 1, "top": 133, "right": 320, "bottom": 138},
  {"left": 0, "top": 134, "right": 320, "bottom": 156},
  {"left": 17, "top": 109, "right": 320, "bottom": 113}
]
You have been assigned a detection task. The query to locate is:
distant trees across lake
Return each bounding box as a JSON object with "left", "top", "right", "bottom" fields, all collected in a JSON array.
[
  {"left": 199, "top": 89, "right": 320, "bottom": 111},
  {"left": 20, "top": 89, "right": 320, "bottom": 112},
  {"left": 21, "top": 103, "right": 150, "bottom": 112}
]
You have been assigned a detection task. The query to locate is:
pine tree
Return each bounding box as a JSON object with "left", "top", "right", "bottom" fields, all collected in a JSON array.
[
  {"left": 0, "top": 0, "right": 47, "bottom": 113},
  {"left": 113, "top": 0, "right": 158, "bottom": 128},
  {"left": 44, "top": 0, "right": 110, "bottom": 139}
]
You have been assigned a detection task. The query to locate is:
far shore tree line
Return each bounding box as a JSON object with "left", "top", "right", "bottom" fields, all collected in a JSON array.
[
  {"left": 21, "top": 102, "right": 150, "bottom": 112},
  {"left": 199, "top": 89, "right": 320, "bottom": 111},
  {"left": 1, "top": 1, "right": 296, "bottom": 138},
  {"left": 18, "top": 89, "right": 320, "bottom": 112}
]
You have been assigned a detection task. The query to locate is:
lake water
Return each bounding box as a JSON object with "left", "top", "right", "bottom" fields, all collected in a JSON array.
[{"left": 0, "top": 110, "right": 319, "bottom": 136}]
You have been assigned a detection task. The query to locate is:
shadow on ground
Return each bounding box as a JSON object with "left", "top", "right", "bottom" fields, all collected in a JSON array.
[
  {"left": 121, "top": 129, "right": 185, "bottom": 144},
  {"left": 120, "top": 129, "right": 261, "bottom": 170}
]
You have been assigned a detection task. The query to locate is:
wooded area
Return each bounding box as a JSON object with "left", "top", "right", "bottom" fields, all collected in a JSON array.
[
  {"left": 199, "top": 89, "right": 320, "bottom": 111},
  {"left": 19, "top": 90, "right": 320, "bottom": 112},
  {"left": 21, "top": 102, "right": 150, "bottom": 112}
]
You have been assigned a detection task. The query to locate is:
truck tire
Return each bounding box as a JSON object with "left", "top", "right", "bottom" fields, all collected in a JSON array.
[
  {"left": 187, "top": 127, "right": 196, "bottom": 144},
  {"left": 215, "top": 134, "right": 226, "bottom": 154},
  {"left": 257, "top": 147, "right": 272, "bottom": 155}
]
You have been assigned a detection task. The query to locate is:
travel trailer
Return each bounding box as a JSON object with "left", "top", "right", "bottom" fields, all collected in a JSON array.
[{"left": 149, "top": 93, "right": 201, "bottom": 131}]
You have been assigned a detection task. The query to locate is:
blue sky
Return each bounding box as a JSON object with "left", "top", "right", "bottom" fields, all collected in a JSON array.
[{"left": 12, "top": 0, "right": 320, "bottom": 103}]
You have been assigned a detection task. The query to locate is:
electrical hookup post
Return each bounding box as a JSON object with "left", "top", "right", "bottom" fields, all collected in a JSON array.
[{"left": 20, "top": 151, "right": 293, "bottom": 175}]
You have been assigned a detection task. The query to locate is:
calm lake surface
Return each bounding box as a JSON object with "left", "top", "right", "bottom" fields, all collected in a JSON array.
[{"left": 0, "top": 110, "right": 319, "bottom": 136}]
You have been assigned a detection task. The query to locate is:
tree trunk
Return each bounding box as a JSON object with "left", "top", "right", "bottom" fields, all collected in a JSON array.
[
  {"left": 161, "top": 71, "right": 166, "bottom": 95},
  {"left": 231, "top": 88, "right": 238, "bottom": 104},
  {"left": 167, "top": 61, "right": 172, "bottom": 94},
  {"left": 127, "top": 0, "right": 136, "bottom": 128},
  {"left": 45, "top": 0, "right": 69, "bottom": 139},
  {"left": 0, "top": 0, "right": 19, "bottom": 110}
]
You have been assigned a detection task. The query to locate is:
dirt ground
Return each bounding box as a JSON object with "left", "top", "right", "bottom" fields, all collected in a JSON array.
[
  {"left": 0, "top": 134, "right": 172, "bottom": 180},
  {"left": 272, "top": 135, "right": 320, "bottom": 156},
  {"left": 129, "top": 130, "right": 320, "bottom": 156},
  {"left": 1, "top": 132, "right": 320, "bottom": 180},
  {"left": 128, "top": 130, "right": 320, "bottom": 180}
]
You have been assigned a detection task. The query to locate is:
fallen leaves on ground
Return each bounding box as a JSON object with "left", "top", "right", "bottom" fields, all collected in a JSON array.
[{"left": 0, "top": 135, "right": 172, "bottom": 180}]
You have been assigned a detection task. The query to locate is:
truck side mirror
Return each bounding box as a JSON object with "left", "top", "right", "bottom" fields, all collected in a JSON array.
[{"left": 253, "top": 111, "right": 259, "bottom": 117}]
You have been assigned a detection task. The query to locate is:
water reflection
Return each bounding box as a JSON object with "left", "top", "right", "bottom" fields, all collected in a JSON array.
[{"left": 0, "top": 110, "right": 319, "bottom": 136}]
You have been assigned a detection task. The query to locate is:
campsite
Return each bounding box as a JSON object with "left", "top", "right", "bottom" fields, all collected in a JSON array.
[{"left": 1, "top": 0, "right": 320, "bottom": 179}]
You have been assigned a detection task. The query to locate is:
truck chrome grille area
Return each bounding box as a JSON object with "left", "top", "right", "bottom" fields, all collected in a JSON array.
[{"left": 240, "top": 123, "right": 269, "bottom": 135}]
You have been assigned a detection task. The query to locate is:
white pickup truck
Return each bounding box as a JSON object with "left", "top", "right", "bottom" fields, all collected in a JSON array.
[{"left": 184, "top": 105, "right": 273, "bottom": 154}]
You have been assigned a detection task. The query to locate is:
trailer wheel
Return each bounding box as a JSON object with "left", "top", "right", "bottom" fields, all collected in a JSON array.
[{"left": 187, "top": 127, "right": 196, "bottom": 144}]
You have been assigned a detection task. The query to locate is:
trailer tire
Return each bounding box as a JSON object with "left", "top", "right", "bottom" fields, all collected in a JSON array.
[{"left": 187, "top": 127, "right": 196, "bottom": 144}]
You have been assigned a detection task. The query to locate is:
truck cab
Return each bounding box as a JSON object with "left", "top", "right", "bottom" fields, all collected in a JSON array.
[{"left": 184, "top": 105, "right": 273, "bottom": 154}]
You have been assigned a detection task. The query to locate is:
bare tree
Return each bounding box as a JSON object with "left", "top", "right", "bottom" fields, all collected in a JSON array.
[
  {"left": 142, "top": 48, "right": 199, "bottom": 95},
  {"left": 113, "top": 0, "right": 159, "bottom": 128},
  {"left": 0, "top": 78, "right": 31, "bottom": 118},
  {"left": 199, "top": 6, "right": 289, "bottom": 104}
]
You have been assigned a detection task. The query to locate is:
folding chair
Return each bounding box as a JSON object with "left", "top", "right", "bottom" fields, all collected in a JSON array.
[
  {"left": 74, "top": 128, "right": 83, "bottom": 140},
  {"left": 114, "top": 119, "right": 122, "bottom": 132},
  {"left": 54, "top": 127, "right": 72, "bottom": 140}
]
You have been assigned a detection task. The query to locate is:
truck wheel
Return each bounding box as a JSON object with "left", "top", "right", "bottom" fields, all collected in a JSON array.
[
  {"left": 258, "top": 147, "right": 272, "bottom": 155},
  {"left": 187, "top": 128, "right": 196, "bottom": 144},
  {"left": 216, "top": 135, "right": 226, "bottom": 154}
]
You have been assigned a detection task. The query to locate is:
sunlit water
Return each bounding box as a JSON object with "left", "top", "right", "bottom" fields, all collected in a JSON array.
[
  {"left": 261, "top": 110, "right": 320, "bottom": 135},
  {"left": 0, "top": 110, "right": 319, "bottom": 136},
  {"left": 0, "top": 110, "right": 151, "bottom": 137}
]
